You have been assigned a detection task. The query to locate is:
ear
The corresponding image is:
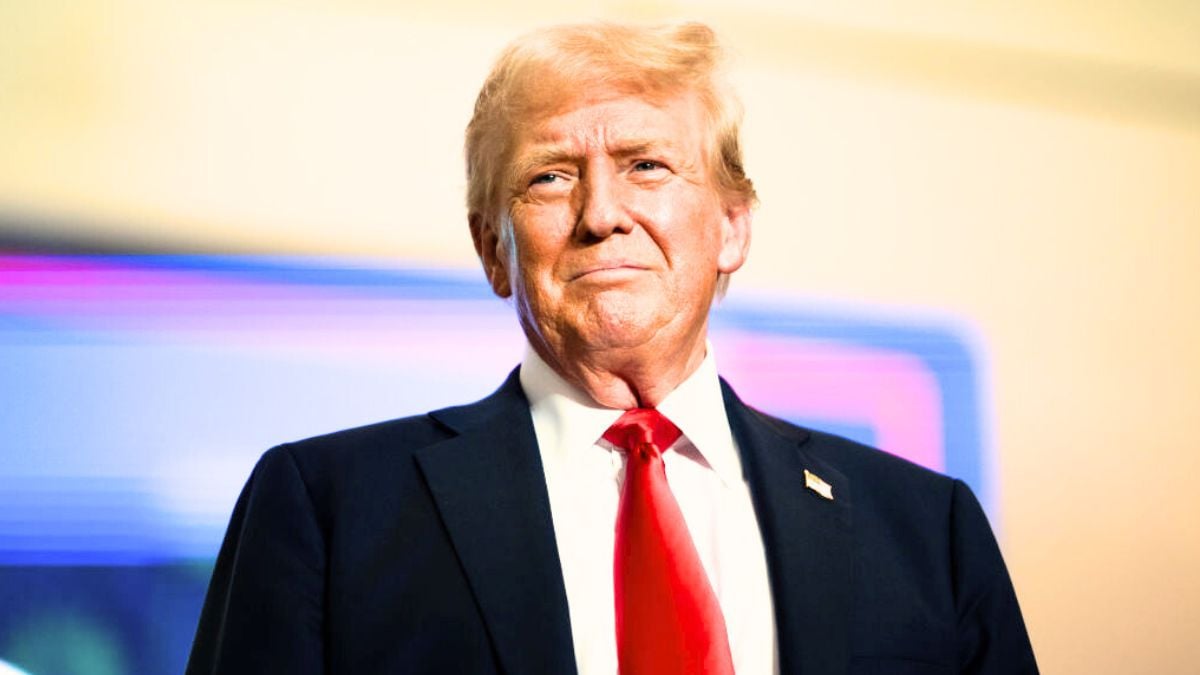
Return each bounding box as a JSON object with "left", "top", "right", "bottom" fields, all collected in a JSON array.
[
  {"left": 716, "top": 198, "right": 752, "bottom": 275},
  {"left": 469, "top": 211, "right": 513, "bottom": 298}
]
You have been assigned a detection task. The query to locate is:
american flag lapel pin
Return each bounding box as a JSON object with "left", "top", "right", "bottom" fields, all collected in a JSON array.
[{"left": 804, "top": 469, "right": 834, "bottom": 500}]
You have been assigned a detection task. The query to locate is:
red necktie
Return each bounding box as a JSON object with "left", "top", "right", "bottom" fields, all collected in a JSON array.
[{"left": 604, "top": 408, "right": 735, "bottom": 675}]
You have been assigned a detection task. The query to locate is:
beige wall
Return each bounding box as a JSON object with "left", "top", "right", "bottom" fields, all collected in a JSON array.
[{"left": 3, "top": 1, "right": 1198, "bottom": 671}]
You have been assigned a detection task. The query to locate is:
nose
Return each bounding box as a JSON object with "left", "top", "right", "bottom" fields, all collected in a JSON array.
[{"left": 576, "top": 165, "right": 634, "bottom": 240}]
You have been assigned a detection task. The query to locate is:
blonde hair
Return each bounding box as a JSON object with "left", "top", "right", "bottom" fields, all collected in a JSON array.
[{"left": 464, "top": 21, "right": 757, "bottom": 223}]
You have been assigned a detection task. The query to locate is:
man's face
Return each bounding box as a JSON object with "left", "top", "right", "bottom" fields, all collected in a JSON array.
[{"left": 472, "top": 89, "right": 751, "bottom": 366}]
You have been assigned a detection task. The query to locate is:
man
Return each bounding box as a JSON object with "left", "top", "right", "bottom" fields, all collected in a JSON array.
[{"left": 187, "top": 21, "right": 1037, "bottom": 674}]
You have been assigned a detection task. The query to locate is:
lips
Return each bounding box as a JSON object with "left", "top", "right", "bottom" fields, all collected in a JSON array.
[{"left": 568, "top": 262, "right": 649, "bottom": 281}]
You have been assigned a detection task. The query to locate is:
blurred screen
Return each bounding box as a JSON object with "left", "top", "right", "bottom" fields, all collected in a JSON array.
[{"left": 0, "top": 254, "right": 987, "bottom": 673}]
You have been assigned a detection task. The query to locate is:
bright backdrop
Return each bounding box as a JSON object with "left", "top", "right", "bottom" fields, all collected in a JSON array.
[{"left": 2, "top": 1, "right": 1198, "bottom": 673}]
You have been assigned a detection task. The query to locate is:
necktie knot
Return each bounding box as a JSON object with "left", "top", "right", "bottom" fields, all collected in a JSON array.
[{"left": 602, "top": 408, "right": 682, "bottom": 458}]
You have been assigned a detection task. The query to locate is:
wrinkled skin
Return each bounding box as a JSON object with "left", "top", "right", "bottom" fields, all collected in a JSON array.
[{"left": 471, "top": 89, "right": 751, "bottom": 408}]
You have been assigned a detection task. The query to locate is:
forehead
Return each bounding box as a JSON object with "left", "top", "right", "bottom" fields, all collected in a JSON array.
[{"left": 512, "top": 88, "right": 708, "bottom": 159}]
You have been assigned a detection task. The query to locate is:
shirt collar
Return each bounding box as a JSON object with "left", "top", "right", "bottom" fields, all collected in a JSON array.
[
  {"left": 520, "top": 345, "right": 623, "bottom": 476},
  {"left": 519, "top": 342, "right": 743, "bottom": 488}
]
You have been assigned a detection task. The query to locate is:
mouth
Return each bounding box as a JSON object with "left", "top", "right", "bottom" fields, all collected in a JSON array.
[{"left": 568, "top": 262, "right": 649, "bottom": 281}]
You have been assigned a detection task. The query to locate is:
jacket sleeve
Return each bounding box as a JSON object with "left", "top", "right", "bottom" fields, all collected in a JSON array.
[
  {"left": 950, "top": 479, "right": 1039, "bottom": 674},
  {"left": 186, "top": 445, "right": 327, "bottom": 675}
]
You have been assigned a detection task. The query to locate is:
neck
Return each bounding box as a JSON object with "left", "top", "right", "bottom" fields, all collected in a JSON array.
[{"left": 529, "top": 329, "right": 708, "bottom": 410}]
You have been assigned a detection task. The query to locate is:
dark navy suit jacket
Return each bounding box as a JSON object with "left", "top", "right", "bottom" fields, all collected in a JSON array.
[{"left": 187, "top": 371, "right": 1037, "bottom": 674}]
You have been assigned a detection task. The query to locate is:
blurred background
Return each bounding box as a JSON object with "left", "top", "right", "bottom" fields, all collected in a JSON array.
[{"left": 1, "top": 1, "right": 1197, "bottom": 673}]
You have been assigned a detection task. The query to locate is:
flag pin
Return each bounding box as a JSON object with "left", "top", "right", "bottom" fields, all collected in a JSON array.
[{"left": 804, "top": 469, "right": 834, "bottom": 500}]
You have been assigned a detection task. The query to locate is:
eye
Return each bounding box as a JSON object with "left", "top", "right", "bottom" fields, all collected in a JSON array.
[
  {"left": 530, "top": 173, "right": 560, "bottom": 185},
  {"left": 633, "top": 160, "right": 663, "bottom": 171}
]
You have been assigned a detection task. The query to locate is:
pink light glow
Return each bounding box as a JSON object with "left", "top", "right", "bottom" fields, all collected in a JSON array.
[
  {"left": 2, "top": 256, "right": 947, "bottom": 469},
  {"left": 716, "top": 330, "right": 944, "bottom": 471},
  {"left": 0, "top": 256, "right": 347, "bottom": 306}
]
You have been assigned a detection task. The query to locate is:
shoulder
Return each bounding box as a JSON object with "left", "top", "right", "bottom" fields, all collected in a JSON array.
[
  {"left": 275, "top": 412, "right": 454, "bottom": 473},
  {"left": 275, "top": 367, "right": 526, "bottom": 475},
  {"left": 746, "top": 405, "right": 1006, "bottom": 578},
  {"left": 740, "top": 407, "right": 1036, "bottom": 668},
  {"left": 253, "top": 369, "right": 527, "bottom": 506},
  {"left": 732, "top": 398, "right": 980, "bottom": 552}
]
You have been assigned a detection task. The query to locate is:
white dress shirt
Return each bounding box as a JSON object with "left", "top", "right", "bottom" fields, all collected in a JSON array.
[{"left": 520, "top": 344, "right": 778, "bottom": 675}]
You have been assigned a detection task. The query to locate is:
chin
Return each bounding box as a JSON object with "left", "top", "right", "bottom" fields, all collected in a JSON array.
[{"left": 574, "top": 300, "right": 669, "bottom": 350}]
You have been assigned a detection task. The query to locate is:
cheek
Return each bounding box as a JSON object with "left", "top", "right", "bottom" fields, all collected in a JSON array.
[
  {"left": 509, "top": 225, "right": 566, "bottom": 298},
  {"left": 665, "top": 203, "right": 725, "bottom": 264}
]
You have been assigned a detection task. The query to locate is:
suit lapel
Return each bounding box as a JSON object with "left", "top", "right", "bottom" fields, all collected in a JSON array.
[
  {"left": 723, "top": 380, "right": 853, "bottom": 674},
  {"left": 416, "top": 371, "right": 578, "bottom": 675},
  {"left": 414, "top": 371, "right": 853, "bottom": 674}
]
